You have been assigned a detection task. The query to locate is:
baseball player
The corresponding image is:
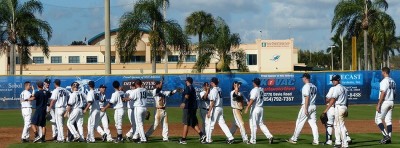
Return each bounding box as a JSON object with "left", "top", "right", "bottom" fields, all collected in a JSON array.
[
  {"left": 124, "top": 83, "right": 136, "bottom": 141},
  {"left": 128, "top": 79, "right": 148, "bottom": 143},
  {"left": 20, "top": 81, "right": 33, "bottom": 143},
  {"left": 179, "top": 77, "right": 206, "bottom": 145},
  {"left": 44, "top": 78, "right": 57, "bottom": 141},
  {"left": 30, "top": 81, "right": 51, "bottom": 143},
  {"left": 324, "top": 84, "right": 352, "bottom": 145},
  {"left": 84, "top": 81, "right": 101, "bottom": 143},
  {"left": 287, "top": 73, "right": 319, "bottom": 145},
  {"left": 145, "top": 81, "right": 177, "bottom": 142},
  {"left": 65, "top": 82, "right": 86, "bottom": 142},
  {"left": 229, "top": 81, "right": 248, "bottom": 143},
  {"left": 244, "top": 78, "right": 274, "bottom": 144},
  {"left": 323, "top": 75, "right": 349, "bottom": 148},
  {"left": 375, "top": 67, "right": 396, "bottom": 144},
  {"left": 96, "top": 84, "right": 114, "bottom": 142},
  {"left": 199, "top": 82, "right": 210, "bottom": 134},
  {"left": 48, "top": 79, "right": 70, "bottom": 143},
  {"left": 204, "top": 77, "right": 234, "bottom": 144},
  {"left": 102, "top": 81, "right": 126, "bottom": 143}
]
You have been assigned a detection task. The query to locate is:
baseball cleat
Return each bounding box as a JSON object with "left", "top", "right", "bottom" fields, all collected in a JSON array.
[
  {"left": 286, "top": 138, "right": 296, "bottom": 144},
  {"left": 227, "top": 139, "right": 234, "bottom": 144},
  {"left": 33, "top": 136, "right": 42, "bottom": 143},
  {"left": 52, "top": 136, "right": 57, "bottom": 141},
  {"left": 178, "top": 139, "right": 187, "bottom": 145},
  {"left": 246, "top": 141, "right": 256, "bottom": 144},
  {"left": 269, "top": 137, "right": 274, "bottom": 144},
  {"left": 200, "top": 135, "right": 206, "bottom": 143},
  {"left": 312, "top": 142, "right": 319, "bottom": 145},
  {"left": 163, "top": 139, "right": 169, "bottom": 142},
  {"left": 102, "top": 134, "right": 107, "bottom": 142},
  {"left": 21, "top": 139, "right": 29, "bottom": 143},
  {"left": 324, "top": 140, "right": 333, "bottom": 145}
]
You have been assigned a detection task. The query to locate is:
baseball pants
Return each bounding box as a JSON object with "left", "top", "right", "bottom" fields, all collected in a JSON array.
[
  {"left": 249, "top": 107, "right": 273, "bottom": 144},
  {"left": 290, "top": 105, "right": 318, "bottom": 143},
  {"left": 125, "top": 108, "right": 136, "bottom": 138},
  {"left": 375, "top": 101, "right": 393, "bottom": 137},
  {"left": 97, "top": 111, "right": 113, "bottom": 141},
  {"left": 230, "top": 109, "right": 248, "bottom": 142},
  {"left": 21, "top": 108, "right": 32, "bottom": 139},
  {"left": 200, "top": 108, "right": 208, "bottom": 134},
  {"left": 327, "top": 106, "right": 351, "bottom": 144},
  {"left": 50, "top": 108, "right": 58, "bottom": 138},
  {"left": 132, "top": 107, "right": 147, "bottom": 142},
  {"left": 55, "top": 107, "right": 66, "bottom": 141},
  {"left": 206, "top": 107, "right": 234, "bottom": 143},
  {"left": 334, "top": 106, "right": 348, "bottom": 147},
  {"left": 67, "top": 108, "right": 84, "bottom": 139},
  {"left": 87, "top": 109, "right": 100, "bottom": 142},
  {"left": 114, "top": 108, "right": 124, "bottom": 135},
  {"left": 146, "top": 109, "right": 168, "bottom": 141}
]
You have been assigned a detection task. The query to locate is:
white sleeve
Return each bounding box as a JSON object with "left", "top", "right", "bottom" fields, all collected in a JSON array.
[
  {"left": 250, "top": 89, "right": 257, "bottom": 100},
  {"left": 87, "top": 93, "right": 93, "bottom": 102},
  {"left": 326, "top": 87, "right": 334, "bottom": 98},
  {"left": 230, "top": 91, "right": 234, "bottom": 100},
  {"left": 200, "top": 91, "right": 205, "bottom": 99},
  {"left": 302, "top": 85, "right": 310, "bottom": 97},
  {"left": 152, "top": 89, "right": 157, "bottom": 97},
  {"left": 380, "top": 80, "right": 389, "bottom": 92},
  {"left": 68, "top": 95, "right": 75, "bottom": 105},
  {"left": 109, "top": 94, "right": 117, "bottom": 104},
  {"left": 209, "top": 89, "right": 216, "bottom": 101},
  {"left": 162, "top": 91, "right": 171, "bottom": 97},
  {"left": 50, "top": 90, "right": 58, "bottom": 100},
  {"left": 24, "top": 91, "right": 31, "bottom": 101}
]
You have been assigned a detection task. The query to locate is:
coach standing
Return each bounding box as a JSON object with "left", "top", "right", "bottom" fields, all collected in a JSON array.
[
  {"left": 179, "top": 77, "right": 206, "bottom": 144},
  {"left": 30, "top": 81, "right": 51, "bottom": 143}
]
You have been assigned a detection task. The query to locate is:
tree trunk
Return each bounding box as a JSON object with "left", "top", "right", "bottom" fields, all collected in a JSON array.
[
  {"left": 371, "top": 44, "right": 375, "bottom": 70},
  {"left": 152, "top": 21, "right": 156, "bottom": 74},
  {"left": 10, "top": 44, "right": 15, "bottom": 75},
  {"left": 198, "top": 32, "right": 202, "bottom": 56},
  {"left": 363, "top": 30, "right": 368, "bottom": 70}
]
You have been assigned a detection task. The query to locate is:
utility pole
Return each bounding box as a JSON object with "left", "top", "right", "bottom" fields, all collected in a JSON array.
[
  {"left": 105, "top": 0, "right": 111, "bottom": 74},
  {"left": 329, "top": 45, "right": 336, "bottom": 71},
  {"left": 163, "top": 0, "right": 168, "bottom": 74}
]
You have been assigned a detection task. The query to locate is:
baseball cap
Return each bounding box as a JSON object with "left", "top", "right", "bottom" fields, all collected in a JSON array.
[
  {"left": 301, "top": 73, "right": 311, "bottom": 79},
  {"left": 44, "top": 78, "right": 51, "bottom": 84},
  {"left": 54, "top": 79, "right": 61, "bottom": 85},
  {"left": 202, "top": 82, "right": 209, "bottom": 87},
  {"left": 233, "top": 81, "right": 242, "bottom": 85},
  {"left": 211, "top": 77, "right": 219, "bottom": 84},
  {"left": 88, "top": 81, "right": 95, "bottom": 87},
  {"left": 252, "top": 78, "right": 261, "bottom": 85},
  {"left": 99, "top": 84, "right": 107, "bottom": 88},
  {"left": 185, "top": 77, "right": 193, "bottom": 84},
  {"left": 36, "top": 81, "right": 44, "bottom": 88},
  {"left": 331, "top": 74, "right": 341, "bottom": 81},
  {"left": 155, "top": 81, "right": 162, "bottom": 85}
]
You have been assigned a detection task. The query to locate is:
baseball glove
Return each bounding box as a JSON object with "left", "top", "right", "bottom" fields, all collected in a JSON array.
[
  {"left": 145, "top": 110, "right": 151, "bottom": 120},
  {"left": 320, "top": 113, "right": 328, "bottom": 124},
  {"left": 344, "top": 110, "right": 348, "bottom": 117},
  {"left": 46, "top": 113, "right": 52, "bottom": 121}
]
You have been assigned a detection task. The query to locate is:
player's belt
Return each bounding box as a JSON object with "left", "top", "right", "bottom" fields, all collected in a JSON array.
[
  {"left": 202, "top": 108, "right": 209, "bottom": 111},
  {"left": 335, "top": 104, "right": 346, "bottom": 106},
  {"left": 21, "top": 107, "right": 31, "bottom": 108},
  {"left": 157, "top": 107, "right": 166, "bottom": 110},
  {"left": 232, "top": 108, "right": 242, "bottom": 111}
]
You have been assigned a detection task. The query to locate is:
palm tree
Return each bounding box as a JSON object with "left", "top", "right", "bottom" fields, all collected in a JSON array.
[
  {"left": 0, "top": 0, "right": 52, "bottom": 75},
  {"left": 116, "top": 0, "right": 189, "bottom": 73},
  {"left": 185, "top": 11, "right": 215, "bottom": 55},
  {"left": 232, "top": 49, "right": 249, "bottom": 72},
  {"left": 331, "top": 0, "right": 389, "bottom": 70}
]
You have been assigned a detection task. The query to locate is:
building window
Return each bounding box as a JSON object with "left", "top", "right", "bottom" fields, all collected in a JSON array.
[
  {"left": 111, "top": 56, "right": 116, "bottom": 63},
  {"left": 33, "top": 57, "right": 44, "bottom": 64},
  {"left": 155, "top": 56, "right": 162, "bottom": 63},
  {"left": 16, "top": 57, "right": 20, "bottom": 64},
  {"left": 69, "top": 56, "right": 80, "bottom": 63},
  {"left": 246, "top": 54, "right": 257, "bottom": 65},
  {"left": 51, "top": 56, "right": 62, "bottom": 63},
  {"left": 185, "top": 55, "right": 196, "bottom": 62},
  {"left": 168, "top": 55, "right": 179, "bottom": 62},
  {"left": 130, "top": 56, "right": 145, "bottom": 63},
  {"left": 86, "top": 56, "right": 98, "bottom": 63}
]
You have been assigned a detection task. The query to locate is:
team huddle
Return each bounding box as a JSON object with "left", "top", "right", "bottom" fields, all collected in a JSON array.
[{"left": 19, "top": 67, "right": 395, "bottom": 147}]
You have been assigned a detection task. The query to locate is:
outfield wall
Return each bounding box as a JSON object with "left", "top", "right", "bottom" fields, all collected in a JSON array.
[{"left": 0, "top": 71, "right": 398, "bottom": 109}]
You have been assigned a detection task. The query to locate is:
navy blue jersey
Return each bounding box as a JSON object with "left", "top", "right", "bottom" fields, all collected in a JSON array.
[
  {"left": 182, "top": 85, "right": 197, "bottom": 109},
  {"left": 34, "top": 90, "right": 51, "bottom": 109}
]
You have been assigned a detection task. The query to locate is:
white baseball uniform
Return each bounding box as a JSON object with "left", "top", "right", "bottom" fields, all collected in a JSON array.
[
  {"left": 46, "top": 87, "right": 58, "bottom": 139},
  {"left": 67, "top": 91, "right": 85, "bottom": 139},
  {"left": 375, "top": 77, "right": 396, "bottom": 137},
  {"left": 145, "top": 89, "right": 172, "bottom": 141},
  {"left": 205, "top": 87, "right": 234, "bottom": 143},
  {"left": 96, "top": 92, "right": 113, "bottom": 141},
  {"left": 290, "top": 83, "right": 319, "bottom": 143},
  {"left": 50, "top": 87, "right": 70, "bottom": 141},
  {"left": 130, "top": 88, "right": 147, "bottom": 142},
  {"left": 229, "top": 90, "right": 248, "bottom": 142},
  {"left": 199, "top": 90, "right": 210, "bottom": 134},
  {"left": 86, "top": 89, "right": 101, "bottom": 142},
  {"left": 332, "top": 84, "right": 349, "bottom": 147},
  {"left": 326, "top": 87, "right": 351, "bottom": 145},
  {"left": 125, "top": 89, "right": 136, "bottom": 139},
  {"left": 20, "top": 90, "right": 32, "bottom": 140},
  {"left": 249, "top": 87, "right": 273, "bottom": 144},
  {"left": 109, "top": 90, "right": 126, "bottom": 136}
]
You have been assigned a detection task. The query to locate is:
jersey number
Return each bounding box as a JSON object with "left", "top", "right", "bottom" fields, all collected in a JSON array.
[
  {"left": 310, "top": 86, "right": 317, "bottom": 96},
  {"left": 140, "top": 92, "right": 147, "bottom": 99},
  {"left": 59, "top": 90, "right": 67, "bottom": 97}
]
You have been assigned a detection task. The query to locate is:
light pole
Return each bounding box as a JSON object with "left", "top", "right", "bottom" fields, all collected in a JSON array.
[
  {"left": 329, "top": 45, "right": 336, "bottom": 71},
  {"left": 163, "top": 0, "right": 168, "bottom": 74},
  {"left": 104, "top": 0, "right": 111, "bottom": 74}
]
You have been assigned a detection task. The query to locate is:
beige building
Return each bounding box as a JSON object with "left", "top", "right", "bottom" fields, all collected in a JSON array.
[{"left": 0, "top": 29, "right": 300, "bottom": 75}]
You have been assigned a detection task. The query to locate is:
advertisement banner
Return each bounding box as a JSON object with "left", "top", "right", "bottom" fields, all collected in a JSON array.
[{"left": 0, "top": 71, "right": 399, "bottom": 109}]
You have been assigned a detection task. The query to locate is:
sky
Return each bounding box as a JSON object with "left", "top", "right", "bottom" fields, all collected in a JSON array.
[{"left": 36, "top": 0, "right": 400, "bottom": 51}]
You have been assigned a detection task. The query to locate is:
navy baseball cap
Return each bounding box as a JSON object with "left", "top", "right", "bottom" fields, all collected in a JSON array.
[
  {"left": 44, "top": 78, "right": 51, "bottom": 84},
  {"left": 88, "top": 81, "right": 95, "bottom": 87},
  {"left": 301, "top": 73, "right": 311, "bottom": 79},
  {"left": 211, "top": 77, "right": 219, "bottom": 84},
  {"left": 331, "top": 74, "right": 341, "bottom": 81},
  {"left": 252, "top": 78, "right": 261, "bottom": 85},
  {"left": 185, "top": 77, "right": 193, "bottom": 84},
  {"left": 99, "top": 84, "right": 107, "bottom": 88}
]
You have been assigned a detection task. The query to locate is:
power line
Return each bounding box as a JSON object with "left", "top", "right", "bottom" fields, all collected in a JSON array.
[{"left": 41, "top": 2, "right": 134, "bottom": 9}]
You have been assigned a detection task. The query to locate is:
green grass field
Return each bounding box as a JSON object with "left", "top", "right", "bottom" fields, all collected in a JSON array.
[{"left": 4, "top": 105, "right": 400, "bottom": 147}]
